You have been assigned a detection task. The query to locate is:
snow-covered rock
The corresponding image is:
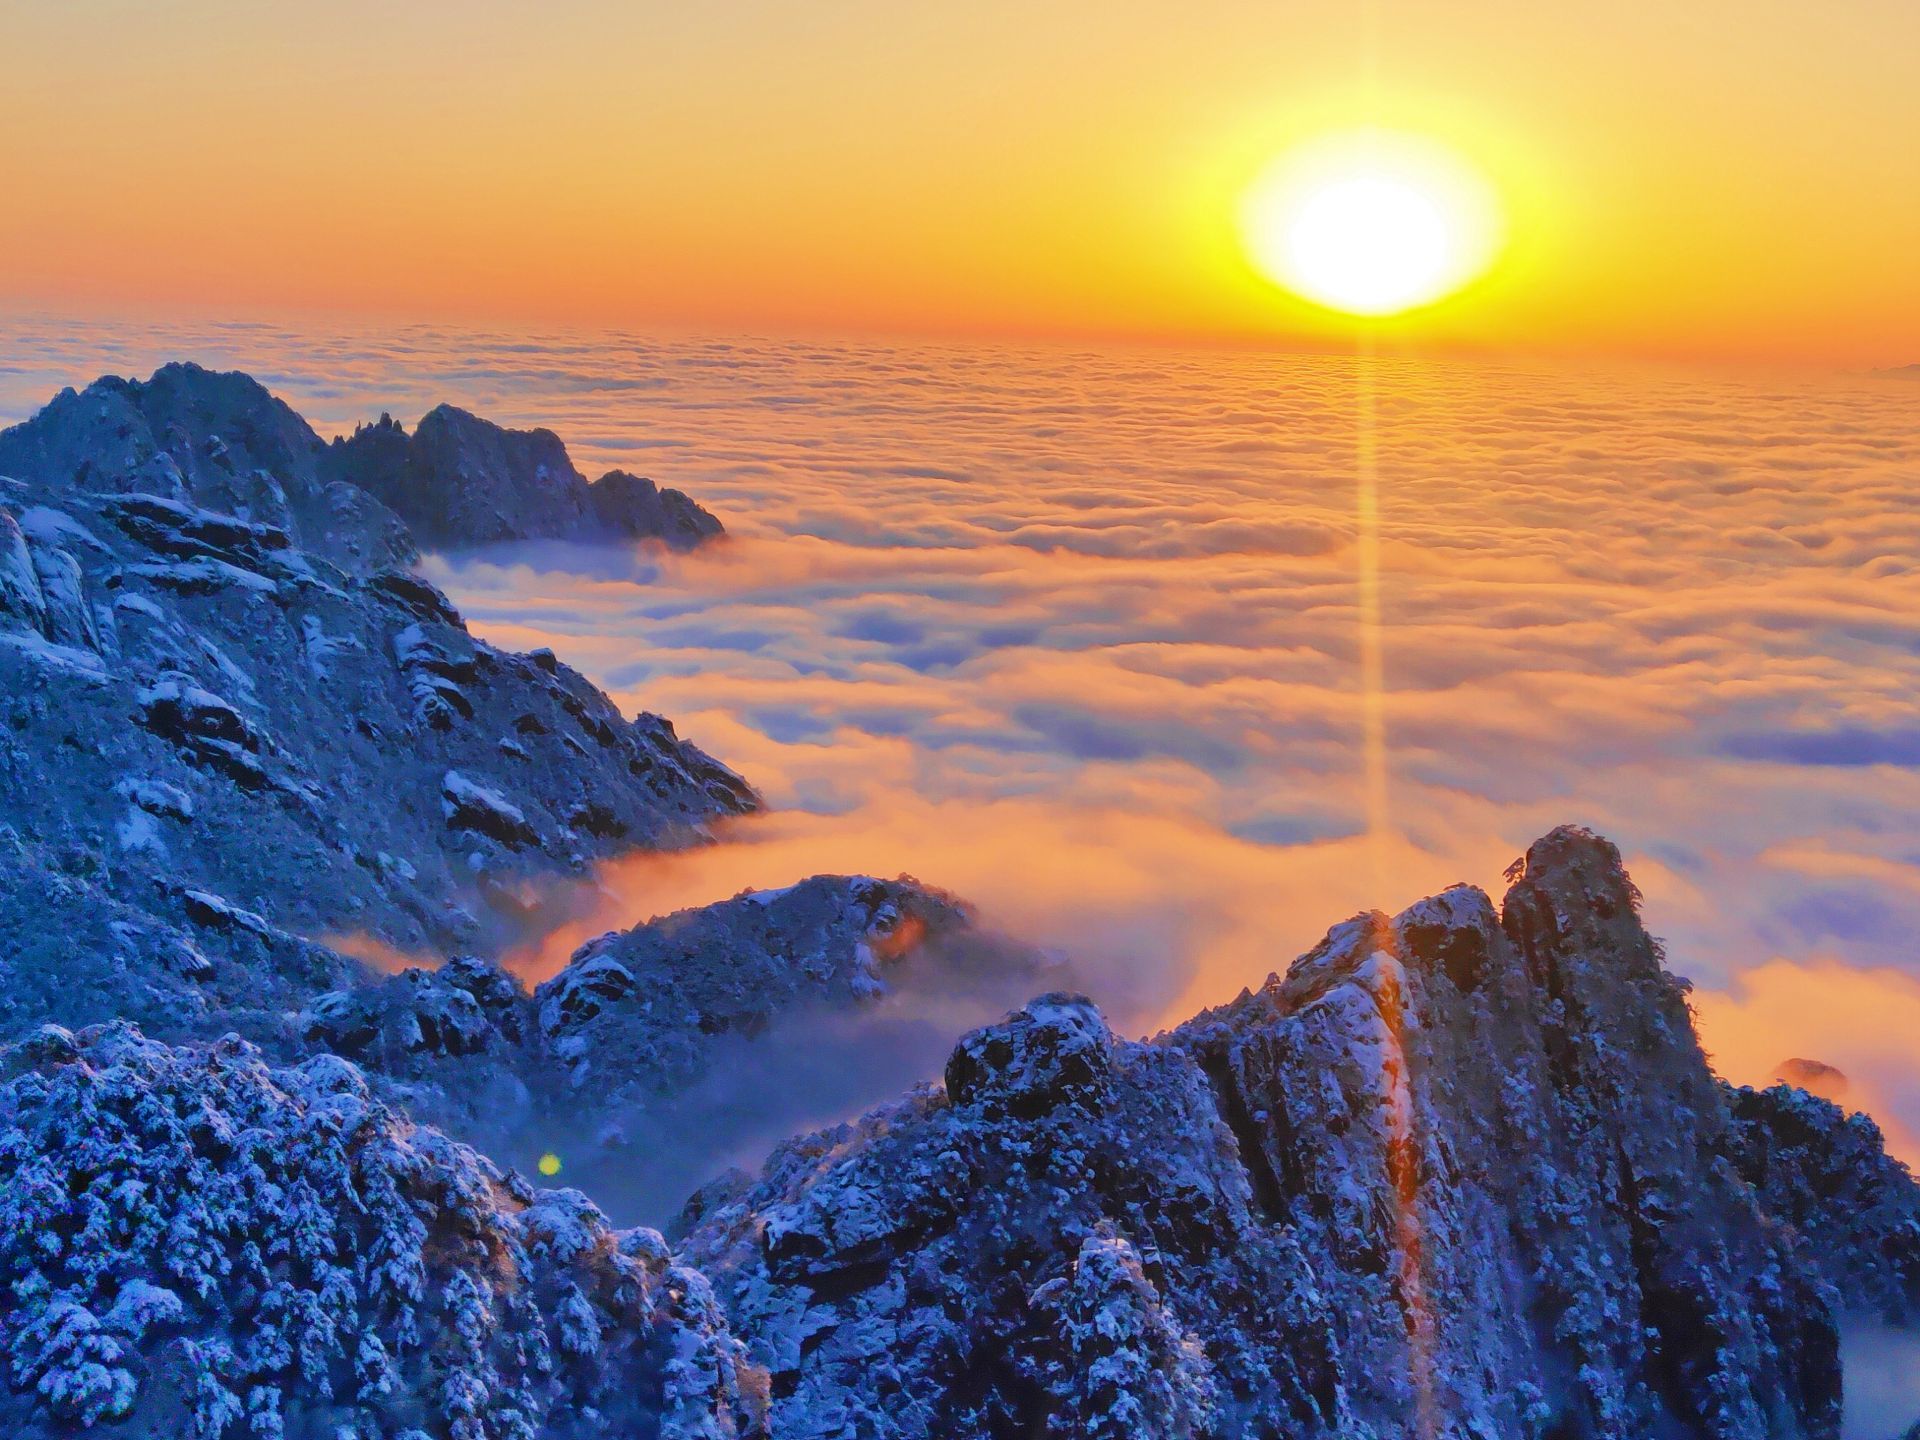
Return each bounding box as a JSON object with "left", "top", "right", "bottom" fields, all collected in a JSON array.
[
  {"left": 394, "top": 620, "right": 479, "bottom": 729},
  {"left": 304, "top": 955, "right": 527, "bottom": 1064},
  {"left": 26, "top": 543, "right": 98, "bottom": 650},
  {"left": 0, "top": 509, "right": 48, "bottom": 635},
  {"left": 136, "top": 676, "right": 270, "bottom": 789},
  {"left": 0, "top": 363, "right": 758, "bottom": 1042},
  {"left": 535, "top": 877, "right": 991, "bottom": 1099},
  {"left": 441, "top": 770, "right": 540, "bottom": 848}
]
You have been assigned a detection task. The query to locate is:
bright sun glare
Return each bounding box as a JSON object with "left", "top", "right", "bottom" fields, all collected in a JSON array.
[{"left": 1241, "top": 130, "right": 1503, "bottom": 317}]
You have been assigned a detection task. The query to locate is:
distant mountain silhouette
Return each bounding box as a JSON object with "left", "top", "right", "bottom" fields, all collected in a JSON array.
[{"left": 322, "top": 402, "right": 726, "bottom": 550}]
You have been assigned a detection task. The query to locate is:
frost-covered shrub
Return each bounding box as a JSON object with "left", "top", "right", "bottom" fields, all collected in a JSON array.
[
  {"left": 1061, "top": 1232, "right": 1216, "bottom": 1439},
  {"left": 0, "top": 1023, "right": 767, "bottom": 1439}
]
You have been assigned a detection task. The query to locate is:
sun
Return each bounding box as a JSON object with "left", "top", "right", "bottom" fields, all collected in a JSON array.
[{"left": 1240, "top": 130, "right": 1502, "bottom": 317}]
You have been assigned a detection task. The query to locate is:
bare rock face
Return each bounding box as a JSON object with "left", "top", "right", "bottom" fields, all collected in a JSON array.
[
  {"left": 323, "top": 406, "right": 725, "bottom": 550},
  {"left": 676, "top": 829, "right": 1854, "bottom": 1440},
  {"left": 0, "top": 1023, "right": 769, "bottom": 1440}
]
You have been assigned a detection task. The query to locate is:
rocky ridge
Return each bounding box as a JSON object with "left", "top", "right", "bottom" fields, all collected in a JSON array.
[{"left": 1723, "top": 1081, "right": 1920, "bottom": 1325}]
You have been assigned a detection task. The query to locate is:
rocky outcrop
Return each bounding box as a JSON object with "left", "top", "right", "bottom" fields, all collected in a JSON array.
[
  {"left": 0, "top": 363, "right": 728, "bottom": 562},
  {"left": 0, "top": 1023, "right": 768, "bottom": 1439},
  {"left": 323, "top": 406, "right": 725, "bottom": 550},
  {"left": 303, "top": 953, "right": 530, "bottom": 1066},
  {"left": 676, "top": 829, "right": 1859, "bottom": 1440},
  {"left": 674, "top": 988, "right": 1348, "bottom": 1438},
  {"left": 0, "top": 509, "right": 47, "bottom": 634}
]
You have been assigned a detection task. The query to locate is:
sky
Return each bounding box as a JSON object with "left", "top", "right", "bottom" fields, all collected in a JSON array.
[{"left": 3, "top": 0, "right": 1918, "bottom": 362}]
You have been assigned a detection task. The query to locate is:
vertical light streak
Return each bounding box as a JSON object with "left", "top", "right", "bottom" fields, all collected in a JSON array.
[
  {"left": 1354, "top": 0, "right": 1393, "bottom": 897},
  {"left": 1354, "top": 336, "right": 1391, "bottom": 897}
]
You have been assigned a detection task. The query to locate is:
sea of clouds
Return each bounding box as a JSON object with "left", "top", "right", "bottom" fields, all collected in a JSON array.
[{"left": 3, "top": 314, "right": 1918, "bottom": 1162}]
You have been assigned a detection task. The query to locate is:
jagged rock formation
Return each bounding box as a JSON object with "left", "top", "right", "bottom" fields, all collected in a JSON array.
[
  {"left": 321, "top": 407, "right": 724, "bottom": 550},
  {"left": 0, "top": 363, "right": 726, "bottom": 557},
  {"left": 677, "top": 992, "right": 1341, "bottom": 1437},
  {"left": 0, "top": 1023, "right": 768, "bottom": 1439},
  {"left": 0, "top": 364, "right": 755, "bottom": 1042},
  {"left": 676, "top": 829, "right": 1859, "bottom": 1440},
  {"left": 0, "top": 363, "right": 415, "bottom": 573},
  {"left": 300, "top": 877, "right": 1061, "bottom": 1221},
  {"left": 1724, "top": 1083, "right": 1920, "bottom": 1324}
]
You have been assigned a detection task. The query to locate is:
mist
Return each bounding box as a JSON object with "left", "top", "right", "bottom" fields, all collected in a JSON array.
[
  {"left": 1841, "top": 1321, "right": 1920, "bottom": 1440},
  {"left": 503, "top": 922, "right": 1084, "bottom": 1227}
]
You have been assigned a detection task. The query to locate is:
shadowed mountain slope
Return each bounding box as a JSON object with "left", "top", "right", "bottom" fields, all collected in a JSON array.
[{"left": 298, "top": 875, "right": 1064, "bottom": 1221}]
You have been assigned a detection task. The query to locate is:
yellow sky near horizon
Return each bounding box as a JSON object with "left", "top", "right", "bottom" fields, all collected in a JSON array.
[{"left": 2, "top": 0, "right": 1916, "bottom": 364}]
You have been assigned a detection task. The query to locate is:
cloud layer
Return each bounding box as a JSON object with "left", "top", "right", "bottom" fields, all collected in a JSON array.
[{"left": 4, "top": 315, "right": 1919, "bottom": 1157}]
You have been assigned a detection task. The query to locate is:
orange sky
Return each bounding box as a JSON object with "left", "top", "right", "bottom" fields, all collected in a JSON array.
[{"left": 3, "top": 0, "right": 1916, "bottom": 363}]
